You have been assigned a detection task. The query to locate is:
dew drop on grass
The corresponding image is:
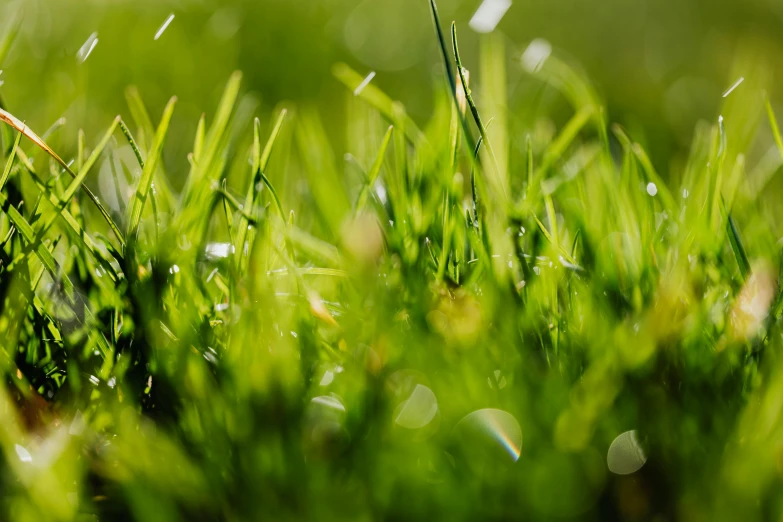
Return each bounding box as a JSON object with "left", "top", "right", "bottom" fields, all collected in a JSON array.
[
  {"left": 607, "top": 430, "right": 647, "bottom": 475},
  {"left": 154, "top": 14, "right": 175, "bottom": 41},
  {"left": 76, "top": 33, "right": 99, "bottom": 63},
  {"left": 469, "top": 0, "right": 512, "bottom": 33},
  {"left": 646, "top": 182, "right": 658, "bottom": 196}
]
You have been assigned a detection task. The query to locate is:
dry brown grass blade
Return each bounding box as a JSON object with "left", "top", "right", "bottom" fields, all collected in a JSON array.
[{"left": 0, "top": 107, "right": 70, "bottom": 171}]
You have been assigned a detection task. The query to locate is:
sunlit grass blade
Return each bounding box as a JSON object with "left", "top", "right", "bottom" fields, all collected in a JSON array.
[
  {"left": 0, "top": 129, "right": 22, "bottom": 190},
  {"left": 722, "top": 197, "right": 750, "bottom": 281},
  {"left": 355, "top": 125, "right": 393, "bottom": 213},
  {"left": 451, "top": 22, "right": 503, "bottom": 199},
  {"left": 332, "top": 63, "right": 427, "bottom": 148},
  {"left": 0, "top": 107, "right": 125, "bottom": 246},
  {"left": 234, "top": 111, "right": 287, "bottom": 270},
  {"left": 124, "top": 86, "right": 156, "bottom": 150},
  {"left": 0, "top": 191, "right": 74, "bottom": 298},
  {"left": 127, "top": 96, "right": 177, "bottom": 243}
]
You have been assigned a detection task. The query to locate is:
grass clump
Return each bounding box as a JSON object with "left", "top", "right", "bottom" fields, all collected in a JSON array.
[{"left": 2, "top": 3, "right": 783, "bottom": 521}]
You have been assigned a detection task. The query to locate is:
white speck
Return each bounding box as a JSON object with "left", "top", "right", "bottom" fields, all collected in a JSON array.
[
  {"left": 533, "top": 266, "right": 540, "bottom": 275},
  {"left": 154, "top": 14, "right": 175, "bottom": 41},
  {"left": 353, "top": 71, "right": 376, "bottom": 96},
  {"left": 169, "top": 264, "right": 180, "bottom": 274},
  {"left": 469, "top": 0, "right": 512, "bottom": 33},
  {"left": 77, "top": 33, "right": 99, "bottom": 63},
  {"left": 14, "top": 444, "right": 32, "bottom": 463},
  {"left": 521, "top": 38, "right": 552, "bottom": 73},
  {"left": 374, "top": 183, "right": 387, "bottom": 204},
  {"left": 722, "top": 77, "right": 744, "bottom": 98},
  {"left": 718, "top": 115, "right": 724, "bottom": 124},
  {"left": 88, "top": 375, "right": 100, "bottom": 386},
  {"left": 107, "top": 377, "right": 116, "bottom": 388},
  {"left": 215, "top": 303, "right": 229, "bottom": 312},
  {"left": 205, "top": 242, "right": 233, "bottom": 260},
  {"left": 206, "top": 268, "right": 218, "bottom": 283},
  {"left": 646, "top": 182, "right": 658, "bottom": 196},
  {"left": 682, "top": 188, "right": 689, "bottom": 199}
]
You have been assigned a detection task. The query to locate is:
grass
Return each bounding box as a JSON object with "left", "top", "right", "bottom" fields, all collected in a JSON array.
[{"left": 2, "top": 2, "right": 783, "bottom": 520}]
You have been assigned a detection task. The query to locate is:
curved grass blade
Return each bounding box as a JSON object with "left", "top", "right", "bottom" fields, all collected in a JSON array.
[
  {"left": 234, "top": 111, "right": 287, "bottom": 270},
  {"left": 0, "top": 107, "right": 125, "bottom": 246},
  {"left": 355, "top": 125, "right": 393, "bottom": 213},
  {"left": 332, "top": 63, "right": 427, "bottom": 148},
  {"left": 0, "top": 192, "right": 74, "bottom": 298},
  {"left": 722, "top": 197, "right": 750, "bottom": 281},
  {"left": 0, "top": 130, "right": 22, "bottom": 190},
  {"left": 127, "top": 96, "right": 177, "bottom": 243},
  {"left": 451, "top": 22, "right": 504, "bottom": 198}
]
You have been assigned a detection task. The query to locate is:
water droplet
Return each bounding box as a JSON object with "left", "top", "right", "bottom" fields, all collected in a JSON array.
[
  {"left": 646, "top": 182, "right": 658, "bottom": 196},
  {"left": 607, "top": 430, "right": 647, "bottom": 475}
]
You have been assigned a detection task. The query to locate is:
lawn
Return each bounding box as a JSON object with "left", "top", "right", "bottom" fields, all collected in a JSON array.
[{"left": 1, "top": 0, "right": 783, "bottom": 520}]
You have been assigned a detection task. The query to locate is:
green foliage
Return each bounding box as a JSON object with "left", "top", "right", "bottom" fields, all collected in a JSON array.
[{"left": 3, "top": 3, "right": 783, "bottom": 522}]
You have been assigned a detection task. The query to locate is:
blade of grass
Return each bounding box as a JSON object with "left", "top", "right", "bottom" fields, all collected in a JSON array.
[
  {"left": 234, "top": 111, "right": 287, "bottom": 270},
  {"left": 0, "top": 107, "right": 125, "bottom": 246},
  {"left": 332, "top": 64, "right": 427, "bottom": 148},
  {"left": 126, "top": 96, "right": 177, "bottom": 243},
  {"left": 0, "top": 11, "right": 21, "bottom": 68},
  {"left": 451, "top": 22, "right": 503, "bottom": 198},
  {"left": 722, "top": 197, "right": 750, "bottom": 281},
  {"left": 0, "top": 130, "right": 22, "bottom": 190},
  {"left": 355, "top": 125, "right": 393, "bottom": 213}
]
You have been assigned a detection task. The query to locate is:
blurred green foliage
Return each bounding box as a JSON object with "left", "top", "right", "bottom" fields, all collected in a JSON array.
[
  {"left": 4, "top": 0, "right": 783, "bottom": 169},
  {"left": 2, "top": 0, "right": 783, "bottom": 521}
]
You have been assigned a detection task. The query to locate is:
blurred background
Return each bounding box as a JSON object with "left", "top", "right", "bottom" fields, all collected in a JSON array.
[{"left": 0, "top": 0, "right": 782, "bottom": 187}]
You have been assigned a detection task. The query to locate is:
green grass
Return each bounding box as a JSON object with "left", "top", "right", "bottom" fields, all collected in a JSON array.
[{"left": 2, "top": 3, "right": 783, "bottom": 521}]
